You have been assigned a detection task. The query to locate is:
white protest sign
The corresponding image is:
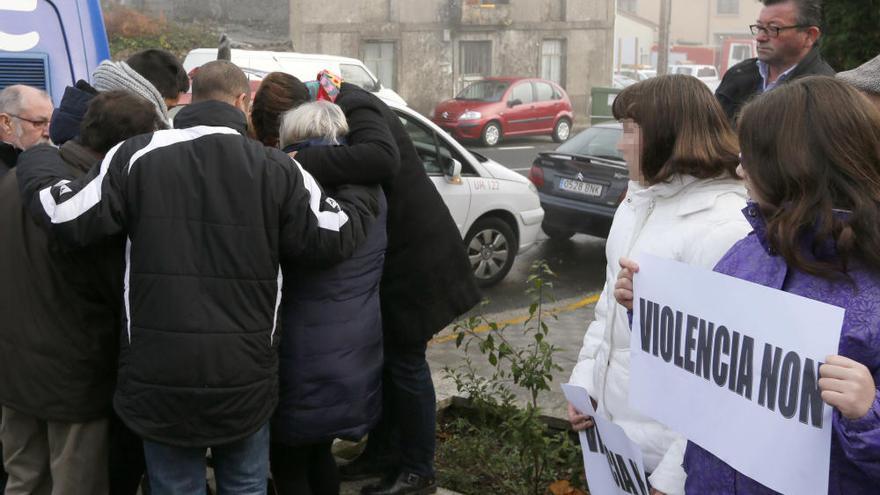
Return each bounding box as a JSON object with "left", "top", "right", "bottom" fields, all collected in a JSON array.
[
  {"left": 630, "top": 254, "right": 844, "bottom": 495},
  {"left": 562, "top": 383, "right": 650, "bottom": 495}
]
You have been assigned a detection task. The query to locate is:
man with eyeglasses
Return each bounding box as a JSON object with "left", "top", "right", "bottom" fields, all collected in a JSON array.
[
  {"left": 0, "top": 85, "right": 53, "bottom": 176},
  {"left": 715, "top": 0, "right": 834, "bottom": 122},
  {"left": 0, "top": 83, "right": 52, "bottom": 493}
]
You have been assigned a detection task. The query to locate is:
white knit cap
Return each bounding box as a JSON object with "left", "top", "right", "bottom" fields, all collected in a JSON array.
[
  {"left": 837, "top": 54, "right": 880, "bottom": 96},
  {"left": 92, "top": 60, "right": 170, "bottom": 125}
]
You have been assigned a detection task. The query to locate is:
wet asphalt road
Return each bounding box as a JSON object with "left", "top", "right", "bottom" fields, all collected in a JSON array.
[{"left": 461, "top": 135, "right": 609, "bottom": 315}]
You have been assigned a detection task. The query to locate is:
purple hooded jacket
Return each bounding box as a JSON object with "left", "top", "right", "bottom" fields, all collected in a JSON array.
[{"left": 683, "top": 204, "right": 880, "bottom": 494}]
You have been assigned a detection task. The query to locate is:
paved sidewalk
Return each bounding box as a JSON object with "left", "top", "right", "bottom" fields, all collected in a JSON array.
[{"left": 429, "top": 293, "right": 597, "bottom": 420}]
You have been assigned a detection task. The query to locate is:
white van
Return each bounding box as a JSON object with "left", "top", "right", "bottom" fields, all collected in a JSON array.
[
  {"left": 669, "top": 64, "right": 721, "bottom": 91},
  {"left": 182, "top": 48, "right": 407, "bottom": 106}
]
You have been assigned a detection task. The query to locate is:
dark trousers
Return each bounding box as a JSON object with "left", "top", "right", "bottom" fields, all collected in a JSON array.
[
  {"left": 362, "top": 340, "right": 436, "bottom": 477},
  {"left": 1, "top": 409, "right": 6, "bottom": 492},
  {"left": 108, "top": 413, "right": 148, "bottom": 495},
  {"left": 270, "top": 441, "right": 338, "bottom": 495},
  {"left": 0, "top": 441, "right": 7, "bottom": 493}
]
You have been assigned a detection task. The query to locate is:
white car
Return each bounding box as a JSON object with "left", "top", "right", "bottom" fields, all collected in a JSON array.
[{"left": 385, "top": 100, "right": 544, "bottom": 287}]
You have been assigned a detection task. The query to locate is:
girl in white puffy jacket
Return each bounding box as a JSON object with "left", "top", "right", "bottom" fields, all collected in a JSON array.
[{"left": 567, "top": 75, "right": 751, "bottom": 495}]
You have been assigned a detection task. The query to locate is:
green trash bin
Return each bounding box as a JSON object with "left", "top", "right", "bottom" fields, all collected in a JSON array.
[{"left": 590, "top": 86, "right": 622, "bottom": 126}]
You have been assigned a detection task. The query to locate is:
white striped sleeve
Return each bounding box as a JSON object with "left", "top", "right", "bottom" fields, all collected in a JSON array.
[{"left": 291, "top": 157, "right": 350, "bottom": 232}]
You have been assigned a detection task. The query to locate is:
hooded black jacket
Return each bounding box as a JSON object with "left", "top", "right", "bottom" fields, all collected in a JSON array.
[
  {"left": 17, "top": 100, "right": 380, "bottom": 447},
  {"left": 715, "top": 46, "right": 835, "bottom": 122}
]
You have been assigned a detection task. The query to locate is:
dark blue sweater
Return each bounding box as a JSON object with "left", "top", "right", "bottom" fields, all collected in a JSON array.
[{"left": 272, "top": 190, "right": 386, "bottom": 445}]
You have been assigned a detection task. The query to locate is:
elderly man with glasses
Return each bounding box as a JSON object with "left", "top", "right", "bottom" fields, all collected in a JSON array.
[
  {"left": 0, "top": 85, "right": 53, "bottom": 176},
  {"left": 715, "top": 0, "right": 835, "bottom": 122}
]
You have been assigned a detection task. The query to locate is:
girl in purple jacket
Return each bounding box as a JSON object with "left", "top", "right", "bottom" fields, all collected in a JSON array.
[{"left": 616, "top": 76, "right": 880, "bottom": 494}]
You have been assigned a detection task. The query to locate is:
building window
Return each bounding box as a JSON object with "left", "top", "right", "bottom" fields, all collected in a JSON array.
[
  {"left": 717, "top": 0, "right": 739, "bottom": 15},
  {"left": 619, "top": 0, "right": 638, "bottom": 14},
  {"left": 460, "top": 41, "right": 492, "bottom": 77},
  {"left": 363, "top": 41, "right": 396, "bottom": 90},
  {"left": 541, "top": 39, "right": 565, "bottom": 86}
]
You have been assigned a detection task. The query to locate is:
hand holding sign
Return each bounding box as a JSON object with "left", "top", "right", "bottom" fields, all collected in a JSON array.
[
  {"left": 562, "top": 384, "right": 650, "bottom": 495},
  {"left": 629, "top": 254, "right": 844, "bottom": 495},
  {"left": 568, "top": 402, "right": 595, "bottom": 431},
  {"left": 614, "top": 257, "right": 639, "bottom": 311},
  {"left": 819, "top": 355, "right": 877, "bottom": 420}
]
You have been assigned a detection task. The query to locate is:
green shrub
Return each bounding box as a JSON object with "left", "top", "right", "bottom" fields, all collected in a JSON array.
[{"left": 439, "top": 260, "right": 585, "bottom": 495}]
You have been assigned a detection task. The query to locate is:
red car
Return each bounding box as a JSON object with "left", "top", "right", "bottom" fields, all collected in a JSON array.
[{"left": 430, "top": 77, "right": 574, "bottom": 147}]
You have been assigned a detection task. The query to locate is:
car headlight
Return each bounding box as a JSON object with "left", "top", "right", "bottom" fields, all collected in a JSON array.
[{"left": 459, "top": 110, "right": 482, "bottom": 120}]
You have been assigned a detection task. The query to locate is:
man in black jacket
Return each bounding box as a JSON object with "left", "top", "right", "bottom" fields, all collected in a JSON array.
[
  {"left": 17, "top": 61, "right": 379, "bottom": 495},
  {"left": 0, "top": 91, "right": 162, "bottom": 495},
  {"left": 715, "top": 0, "right": 834, "bottom": 122},
  {"left": 0, "top": 83, "right": 53, "bottom": 494},
  {"left": 294, "top": 83, "right": 481, "bottom": 495}
]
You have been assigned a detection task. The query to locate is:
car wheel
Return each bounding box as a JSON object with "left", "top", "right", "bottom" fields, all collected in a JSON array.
[
  {"left": 552, "top": 118, "right": 571, "bottom": 143},
  {"left": 481, "top": 121, "right": 502, "bottom": 147},
  {"left": 465, "top": 217, "right": 516, "bottom": 287},
  {"left": 542, "top": 224, "right": 574, "bottom": 241}
]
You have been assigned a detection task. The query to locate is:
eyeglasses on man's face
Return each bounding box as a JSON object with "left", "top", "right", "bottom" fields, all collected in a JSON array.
[
  {"left": 749, "top": 24, "right": 809, "bottom": 38},
  {"left": 7, "top": 113, "right": 50, "bottom": 129}
]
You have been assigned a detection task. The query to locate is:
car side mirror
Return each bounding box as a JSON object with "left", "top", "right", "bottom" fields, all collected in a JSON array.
[
  {"left": 507, "top": 99, "right": 522, "bottom": 108},
  {"left": 445, "top": 158, "right": 463, "bottom": 185}
]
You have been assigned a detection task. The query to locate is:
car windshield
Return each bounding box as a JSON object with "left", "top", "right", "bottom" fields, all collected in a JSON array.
[
  {"left": 555, "top": 127, "right": 623, "bottom": 160},
  {"left": 455, "top": 81, "right": 510, "bottom": 102}
]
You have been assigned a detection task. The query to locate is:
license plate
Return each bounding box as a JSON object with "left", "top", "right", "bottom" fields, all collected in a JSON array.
[{"left": 559, "top": 178, "right": 603, "bottom": 196}]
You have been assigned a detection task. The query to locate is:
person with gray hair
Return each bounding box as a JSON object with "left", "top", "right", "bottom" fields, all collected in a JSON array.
[
  {"left": 0, "top": 81, "right": 52, "bottom": 495},
  {"left": 270, "top": 99, "right": 386, "bottom": 495},
  {"left": 0, "top": 85, "right": 53, "bottom": 175},
  {"left": 837, "top": 54, "right": 880, "bottom": 111},
  {"left": 279, "top": 100, "right": 349, "bottom": 152}
]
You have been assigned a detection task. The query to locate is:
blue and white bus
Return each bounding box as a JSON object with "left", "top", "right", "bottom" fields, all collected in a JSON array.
[{"left": 0, "top": 0, "right": 110, "bottom": 104}]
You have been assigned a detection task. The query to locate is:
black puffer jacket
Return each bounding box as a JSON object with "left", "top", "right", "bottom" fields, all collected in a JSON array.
[
  {"left": 0, "top": 140, "right": 122, "bottom": 422},
  {"left": 715, "top": 46, "right": 835, "bottom": 122},
  {"left": 296, "top": 85, "right": 482, "bottom": 345},
  {"left": 17, "top": 100, "right": 380, "bottom": 447}
]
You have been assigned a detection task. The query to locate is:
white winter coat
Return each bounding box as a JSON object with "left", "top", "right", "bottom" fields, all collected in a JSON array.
[{"left": 569, "top": 175, "right": 751, "bottom": 495}]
